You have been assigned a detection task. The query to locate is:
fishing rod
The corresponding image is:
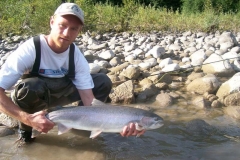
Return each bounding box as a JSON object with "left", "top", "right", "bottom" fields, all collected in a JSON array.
[{"left": 149, "top": 54, "right": 240, "bottom": 82}]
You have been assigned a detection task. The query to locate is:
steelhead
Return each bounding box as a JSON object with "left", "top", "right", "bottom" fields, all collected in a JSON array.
[{"left": 45, "top": 99, "right": 164, "bottom": 138}]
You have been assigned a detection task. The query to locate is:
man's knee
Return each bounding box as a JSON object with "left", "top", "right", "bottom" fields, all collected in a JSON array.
[
  {"left": 91, "top": 73, "right": 112, "bottom": 101},
  {"left": 92, "top": 73, "right": 112, "bottom": 90},
  {"left": 12, "top": 77, "right": 49, "bottom": 112}
]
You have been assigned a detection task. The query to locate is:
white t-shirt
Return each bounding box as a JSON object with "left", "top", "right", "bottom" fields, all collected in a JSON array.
[{"left": 0, "top": 35, "right": 94, "bottom": 90}]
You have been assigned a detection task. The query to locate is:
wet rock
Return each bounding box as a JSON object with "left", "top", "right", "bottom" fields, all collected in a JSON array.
[
  {"left": 224, "top": 106, "right": 240, "bottom": 119},
  {"left": 168, "top": 44, "right": 182, "bottom": 51},
  {"left": 88, "top": 43, "right": 108, "bottom": 51},
  {"left": 168, "top": 92, "right": 180, "bottom": 99},
  {"left": 216, "top": 72, "right": 240, "bottom": 102},
  {"left": 203, "top": 93, "right": 218, "bottom": 102},
  {"left": 136, "top": 83, "right": 159, "bottom": 102},
  {"left": 192, "top": 96, "right": 211, "bottom": 109},
  {"left": 108, "top": 62, "right": 129, "bottom": 75},
  {"left": 190, "top": 49, "right": 207, "bottom": 66},
  {"left": 109, "top": 80, "right": 135, "bottom": 104},
  {"left": 124, "top": 43, "right": 136, "bottom": 52},
  {"left": 185, "top": 119, "right": 216, "bottom": 135},
  {"left": 146, "top": 46, "right": 165, "bottom": 58},
  {"left": 155, "top": 82, "right": 169, "bottom": 90},
  {"left": 107, "top": 75, "right": 120, "bottom": 83},
  {"left": 89, "top": 63, "right": 101, "bottom": 74},
  {"left": 139, "top": 78, "right": 153, "bottom": 86},
  {"left": 187, "top": 74, "right": 220, "bottom": 94},
  {"left": 232, "top": 59, "right": 240, "bottom": 71},
  {"left": 211, "top": 100, "right": 222, "bottom": 108},
  {"left": 159, "top": 58, "right": 172, "bottom": 68},
  {"left": 187, "top": 72, "right": 205, "bottom": 81},
  {"left": 98, "top": 50, "right": 115, "bottom": 60},
  {"left": 120, "top": 66, "right": 141, "bottom": 80},
  {"left": 83, "top": 50, "right": 94, "bottom": 62},
  {"left": 162, "top": 63, "right": 180, "bottom": 72},
  {"left": 0, "top": 113, "right": 18, "bottom": 128},
  {"left": 224, "top": 93, "right": 240, "bottom": 106},
  {"left": 109, "top": 57, "right": 122, "bottom": 67},
  {"left": 231, "top": 46, "right": 240, "bottom": 53},
  {"left": 218, "top": 31, "right": 238, "bottom": 49},
  {"left": 0, "top": 126, "right": 16, "bottom": 137},
  {"left": 202, "top": 53, "right": 235, "bottom": 76},
  {"left": 96, "top": 60, "right": 109, "bottom": 68},
  {"left": 155, "top": 92, "right": 173, "bottom": 108}
]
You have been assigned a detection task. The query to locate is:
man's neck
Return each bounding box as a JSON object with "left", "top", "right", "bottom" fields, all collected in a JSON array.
[{"left": 44, "top": 35, "right": 68, "bottom": 53}]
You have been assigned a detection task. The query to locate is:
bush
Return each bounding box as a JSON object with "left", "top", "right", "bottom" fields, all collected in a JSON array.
[
  {"left": 0, "top": 0, "right": 60, "bottom": 35},
  {"left": 0, "top": 0, "right": 240, "bottom": 35},
  {"left": 182, "top": 0, "right": 240, "bottom": 14}
]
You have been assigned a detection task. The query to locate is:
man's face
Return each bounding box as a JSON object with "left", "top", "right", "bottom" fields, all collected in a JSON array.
[{"left": 49, "top": 14, "right": 83, "bottom": 50}]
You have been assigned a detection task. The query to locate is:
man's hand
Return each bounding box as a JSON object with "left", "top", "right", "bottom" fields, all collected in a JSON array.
[
  {"left": 120, "top": 123, "right": 145, "bottom": 137},
  {"left": 27, "top": 110, "right": 55, "bottom": 133}
]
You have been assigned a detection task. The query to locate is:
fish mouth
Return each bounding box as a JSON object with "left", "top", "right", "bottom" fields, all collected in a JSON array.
[
  {"left": 154, "top": 121, "right": 164, "bottom": 129},
  {"left": 158, "top": 123, "right": 164, "bottom": 127},
  {"left": 157, "top": 121, "right": 164, "bottom": 126}
]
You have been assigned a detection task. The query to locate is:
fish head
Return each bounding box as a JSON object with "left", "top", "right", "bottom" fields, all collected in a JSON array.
[{"left": 138, "top": 115, "right": 164, "bottom": 130}]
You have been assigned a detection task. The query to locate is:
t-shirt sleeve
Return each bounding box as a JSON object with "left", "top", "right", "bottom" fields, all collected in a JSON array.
[
  {"left": 0, "top": 39, "right": 35, "bottom": 90},
  {"left": 71, "top": 46, "right": 94, "bottom": 90}
]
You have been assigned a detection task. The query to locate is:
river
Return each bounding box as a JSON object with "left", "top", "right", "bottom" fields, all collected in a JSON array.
[{"left": 1, "top": 85, "right": 240, "bottom": 160}]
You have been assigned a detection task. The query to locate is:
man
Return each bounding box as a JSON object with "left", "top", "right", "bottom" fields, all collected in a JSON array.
[{"left": 0, "top": 3, "right": 144, "bottom": 143}]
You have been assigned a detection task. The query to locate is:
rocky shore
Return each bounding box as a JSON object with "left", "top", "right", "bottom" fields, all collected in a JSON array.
[{"left": 1, "top": 30, "right": 240, "bottom": 130}]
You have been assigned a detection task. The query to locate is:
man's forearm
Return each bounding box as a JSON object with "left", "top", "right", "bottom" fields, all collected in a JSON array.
[
  {"left": 78, "top": 89, "right": 94, "bottom": 106},
  {"left": 0, "top": 87, "right": 30, "bottom": 126}
]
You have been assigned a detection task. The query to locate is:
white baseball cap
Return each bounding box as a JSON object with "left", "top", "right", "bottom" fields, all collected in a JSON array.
[{"left": 54, "top": 3, "right": 84, "bottom": 24}]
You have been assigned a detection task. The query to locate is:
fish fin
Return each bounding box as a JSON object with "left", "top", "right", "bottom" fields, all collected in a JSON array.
[
  {"left": 136, "top": 134, "right": 141, "bottom": 138},
  {"left": 90, "top": 130, "right": 102, "bottom": 139},
  {"left": 57, "top": 123, "right": 71, "bottom": 135},
  {"left": 91, "top": 98, "right": 105, "bottom": 106},
  {"left": 31, "top": 129, "right": 42, "bottom": 138}
]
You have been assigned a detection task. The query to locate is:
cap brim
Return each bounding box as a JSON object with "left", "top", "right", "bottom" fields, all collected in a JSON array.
[{"left": 56, "top": 12, "right": 84, "bottom": 24}]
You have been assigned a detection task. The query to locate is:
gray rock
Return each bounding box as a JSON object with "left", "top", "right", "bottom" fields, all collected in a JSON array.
[
  {"left": 224, "top": 106, "right": 240, "bottom": 119},
  {"left": 155, "top": 92, "right": 173, "bottom": 108},
  {"left": 0, "top": 126, "right": 16, "bottom": 137},
  {"left": 109, "top": 80, "right": 135, "bottom": 104},
  {"left": 0, "top": 113, "right": 18, "bottom": 128},
  {"left": 187, "top": 74, "right": 220, "bottom": 94},
  {"left": 120, "top": 67, "right": 141, "bottom": 80}
]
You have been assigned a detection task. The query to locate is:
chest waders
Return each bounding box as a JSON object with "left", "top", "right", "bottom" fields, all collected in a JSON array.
[
  {"left": 12, "top": 36, "right": 80, "bottom": 132},
  {"left": 12, "top": 36, "right": 112, "bottom": 143}
]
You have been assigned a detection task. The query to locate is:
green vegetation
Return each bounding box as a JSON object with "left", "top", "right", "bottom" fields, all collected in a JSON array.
[{"left": 0, "top": 0, "right": 240, "bottom": 36}]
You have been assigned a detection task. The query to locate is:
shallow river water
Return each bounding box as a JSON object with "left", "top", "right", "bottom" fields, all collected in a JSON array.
[
  {"left": 1, "top": 79, "right": 240, "bottom": 160},
  {"left": 1, "top": 101, "right": 240, "bottom": 160}
]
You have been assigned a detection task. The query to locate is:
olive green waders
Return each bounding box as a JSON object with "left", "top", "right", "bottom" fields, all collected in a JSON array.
[{"left": 11, "top": 73, "right": 112, "bottom": 132}]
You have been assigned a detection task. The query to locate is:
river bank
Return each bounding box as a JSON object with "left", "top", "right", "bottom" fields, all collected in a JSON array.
[
  {"left": 1, "top": 30, "right": 240, "bottom": 128},
  {"left": 1, "top": 30, "right": 240, "bottom": 159}
]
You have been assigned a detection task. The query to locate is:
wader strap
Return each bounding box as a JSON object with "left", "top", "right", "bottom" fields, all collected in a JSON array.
[
  {"left": 30, "top": 36, "right": 41, "bottom": 76},
  {"left": 28, "top": 36, "right": 75, "bottom": 79},
  {"left": 67, "top": 43, "right": 75, "bottom": 79}
]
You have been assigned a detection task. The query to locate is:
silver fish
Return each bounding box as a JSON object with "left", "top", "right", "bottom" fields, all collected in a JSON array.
[{"left": 46, "top": 99, "right": 164, "bottom": 138}]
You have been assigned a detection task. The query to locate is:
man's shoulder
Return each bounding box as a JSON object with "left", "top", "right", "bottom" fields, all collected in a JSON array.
[{"left": 14, "top": 36, "right": 35, "bottom": 52}]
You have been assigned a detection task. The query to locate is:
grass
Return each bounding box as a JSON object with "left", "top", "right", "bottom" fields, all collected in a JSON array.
[{"left": 0, "top": 0, "right": 240, "bottom": 37}]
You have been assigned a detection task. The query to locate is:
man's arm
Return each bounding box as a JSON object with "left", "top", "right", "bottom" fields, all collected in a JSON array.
[
  {"left": 0, "top": 87, "right": 54, "bottom": 133},
  {"left": 78, "top": 89, "right": 94, "bottom": 106}
]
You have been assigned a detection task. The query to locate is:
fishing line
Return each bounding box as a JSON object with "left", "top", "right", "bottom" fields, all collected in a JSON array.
[{"left": 149, "top": 54, "right": 240, "bottom": 83}]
